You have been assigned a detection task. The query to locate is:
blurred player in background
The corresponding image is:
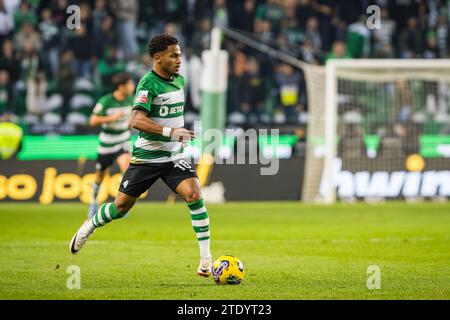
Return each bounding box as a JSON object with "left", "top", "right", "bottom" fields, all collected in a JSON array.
[{"left": 87, "top": 73, "right": 135, "bottom": 218}]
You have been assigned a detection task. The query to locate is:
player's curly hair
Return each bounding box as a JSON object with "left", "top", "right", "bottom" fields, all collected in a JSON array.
[{"left": 147, "top": 34, "right": 179, "bottom": 58}]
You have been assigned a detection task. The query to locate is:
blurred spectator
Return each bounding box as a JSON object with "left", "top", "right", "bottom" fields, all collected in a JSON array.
[
  {"left": 93, "top": 15, "right": 116, "bottom": 59},
  {"left": 0, "top": 40, "right": 20, "bottom": 83},
  {"left": 274, "top": 63, "right": 303, "bottom": 124},
  {"left": 255, "top": 19, "right": 274, "bottom": 43},
  {"left": 241, "top": 57, "right": 268, "bottom": 124},
  {"left": 126, "top": 52, "right": 151, "bottom": 79},
  {"left": 399, "top": 120, "right": 421, "bottom": 155},
  {"left": 192, "top": 18, "right": 211, "bottom": 54},
  {"left": 0, "top": 70, "right": 12, "bottom": 116},
  {"left": 372, "top": 7, "right": 396, "bottom": 58},
  {"left": 296, "top": 0, "right": 315, "bottom": 29},
  {"left": 13, "top": 1, "right": 38, "bottom": 32},
  {"left": 346, "top": 15, "right": 371, "bottom": 58},
  {"left": 20, "top": 39, "right": 46, "bottom": 117},
  {"left": 97, "top": 46, "right": 126, "bottom": 90},
  {"left": 300, "top": 40, "right": 320, "bottom": 64},
  {"left": 331, "top": 13, "right": 347, "bottom": 44},
  {"left": 304, "top": 17, "right": 322, "bottom": 51},
  {"left": 3, "top": 0, "right": 20, "bottom": 13},
  {"left": 228, "top": 50, "right": 247, "bottom": 113},
  {"left": 67, "top": 24, "right": 93, "bottom": 78},
  {"left": 25, "top": 0, "right": 40, "bottom": 11},
  {"left": 324, "top": 41, "right": 352, "bottom": 62},
  {"left": 255, "top": 0, "right": 284, "bottom": 35},
  {"left": 283, "top": 0, "right": 299, "bottom": 20},
  {"left": 51, "top": 0, "right": 70, "bottom": 28},
  {"left": 337, "top": 0, "right": 365, "bottom": 27},
  {"left": 14, "top": 21, "right": 41, "bottom": 52},
  {"left": 426, "top": 0, "right": 444, "bottom": 29},
  {"left": 393, "top": 80, "right": 413, "bottom": 123},
  {"left": 0, "top": 0, "right": 14, "bottom": 47},
  {"left": 276, "top": 33, "right": 292, "bottom": 55},
  {"left": 212, "top": 0, "right": 229, "bottom": 29},
  {"left": 379, "top": 123, "right": 405, "bottom": 160},
  {"left": 92, "top": 0, "right": 109, "bottom": 38},
  {"left": 38, "top": 8, "right": 60, "bottom": 79},
  {"left": 292, "top": 127, "right": 307, "bottom": 156},
  {"left": 311, "top": 0, "right": 333, "bottom": 51},
  {"left": 164, "top": 22, "right": 185, "bottom": 48},
  {"left": 181, "top": 47, "right": 202, "bottom": 113},
  {"left": 79, "top": 2, "right": 94, "bottom": 34},
  {"left": 282, "top": 17, "right": 304, "bottom": 47},
  {"left": 423, "top": 30, "right": 439, "bottom": 58},
  {"left": 389, "top": 0, "right": 421, "bottom": 30},
  {"left": 159, "top": 0, "right": 186, "bottom": 23},
  {"left": 338, "top": 120, "right": 365, "bottom": 160},
  {"left": 229, "top": 0, "right": 255, "bottom": 33},
  {"left": 436, "top": 14, "right": 450, "bottom": 58},
  {"left": 398, "top": 17, "right": 423, "bottom": 58},
  {"left": 111, "top": 0, "right": 139, "bottom": 60},
  {"left": 58, "top": 50, "right": 75, "bottom": 122}
]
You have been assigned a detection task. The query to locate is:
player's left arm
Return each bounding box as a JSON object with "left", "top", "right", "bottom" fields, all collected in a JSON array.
[
  {"left": 89, "top": 101, "right": 124, "bottom": 126},
  {"left": 89, "top": 112, "right": 124, "bottom": 126}
]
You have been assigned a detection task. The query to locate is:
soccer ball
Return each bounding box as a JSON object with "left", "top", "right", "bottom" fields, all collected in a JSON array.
[{"left": 212, "top": 255, "right": 244, "bottom": 285}]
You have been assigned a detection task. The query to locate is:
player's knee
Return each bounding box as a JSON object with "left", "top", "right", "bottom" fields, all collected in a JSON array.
[
  {"left": 114, "top": 200, "right": 134, "bottom": 215},
  {"left": 184, "top": 189, "right": 202, "bottom": 203}
]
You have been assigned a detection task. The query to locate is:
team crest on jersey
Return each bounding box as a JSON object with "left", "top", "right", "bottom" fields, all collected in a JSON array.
[{"left": 136, "top": 90, "right": 149, "bottom": 103}]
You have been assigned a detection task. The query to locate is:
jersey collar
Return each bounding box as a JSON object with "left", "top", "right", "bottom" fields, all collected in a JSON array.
[{"left": 151, "top": 70, "right": 174, "bottom": 82}]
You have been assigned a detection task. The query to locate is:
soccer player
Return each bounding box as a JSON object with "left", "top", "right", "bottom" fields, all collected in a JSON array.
[
  {"left": 87, "top": 73, "right": 135, "bottom": 218},
  {"left": 69, "top": 34, "right": 213, "bottom": 277}
]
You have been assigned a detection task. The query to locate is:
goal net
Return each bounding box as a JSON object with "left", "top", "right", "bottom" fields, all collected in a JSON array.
[{"left": 302, "top": 60, "right": 450, "bottom": 203}]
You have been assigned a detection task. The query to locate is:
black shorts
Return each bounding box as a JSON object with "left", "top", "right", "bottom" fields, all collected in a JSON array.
[
  {"left": 96, "top": 147, "right": 129, "bottom": 171},
  {"left": 118, "top": 159, "right": 198, "bottom": 197}
]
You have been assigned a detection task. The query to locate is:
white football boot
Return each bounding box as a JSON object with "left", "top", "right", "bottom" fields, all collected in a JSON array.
[
  {"left": 69, "top": 219, "right": 96, "bottom": 254},
  {"left": 197, "top": 256, "right": 213, "bottom": 277}
]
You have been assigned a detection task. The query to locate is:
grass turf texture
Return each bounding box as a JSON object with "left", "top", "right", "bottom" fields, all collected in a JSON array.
[{"left": 0, "top": 202, "right": 449, "bottom": 300}]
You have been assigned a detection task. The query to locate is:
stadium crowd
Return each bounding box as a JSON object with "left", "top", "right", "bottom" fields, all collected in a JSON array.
[{"left": 0, "top": 0, "right": 449, "bottom": 130}]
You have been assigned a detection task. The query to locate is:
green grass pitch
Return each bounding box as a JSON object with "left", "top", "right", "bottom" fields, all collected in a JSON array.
[{"left": 0, "top": 202, "right": 449, "bottom": 300}]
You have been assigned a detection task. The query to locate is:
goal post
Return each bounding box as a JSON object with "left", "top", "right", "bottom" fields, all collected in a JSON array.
[
  {"left": 302, "top": 59, "right": 450, "bottom": 203},
  {"left": 216, "top": 27, "right": 450, "bottom": 203}
]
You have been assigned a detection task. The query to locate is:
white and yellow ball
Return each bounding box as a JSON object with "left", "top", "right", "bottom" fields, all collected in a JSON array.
[{"left": 212, "top": 255, "right": 244, "bottom": 285}]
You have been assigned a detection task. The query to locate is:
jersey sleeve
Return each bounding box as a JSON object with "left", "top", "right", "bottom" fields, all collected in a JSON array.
[
  {"left": 133, "top": 78, "right": 154, "bottom": 114},
  {"left": 92, "top": 97, "right": 107, "bottom": 116}
]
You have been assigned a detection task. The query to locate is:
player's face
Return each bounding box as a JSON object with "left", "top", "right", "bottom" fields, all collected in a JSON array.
[
  {"left": 158, "top": 44, "right": 182, "bottom": 76},
  {"left": 118, "top": 80, "right": 135, "bottom": 97},
  {"left": 123, "top": 79, "right": 135, "bottom": 97}
]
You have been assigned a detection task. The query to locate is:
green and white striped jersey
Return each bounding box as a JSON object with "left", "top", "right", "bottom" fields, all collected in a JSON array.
[
  {"left": 131, "top": 70, "right": 185, "bottom": 164},
  {"left": 92, "top": 93, "right": 133, "bottom": 155}
]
